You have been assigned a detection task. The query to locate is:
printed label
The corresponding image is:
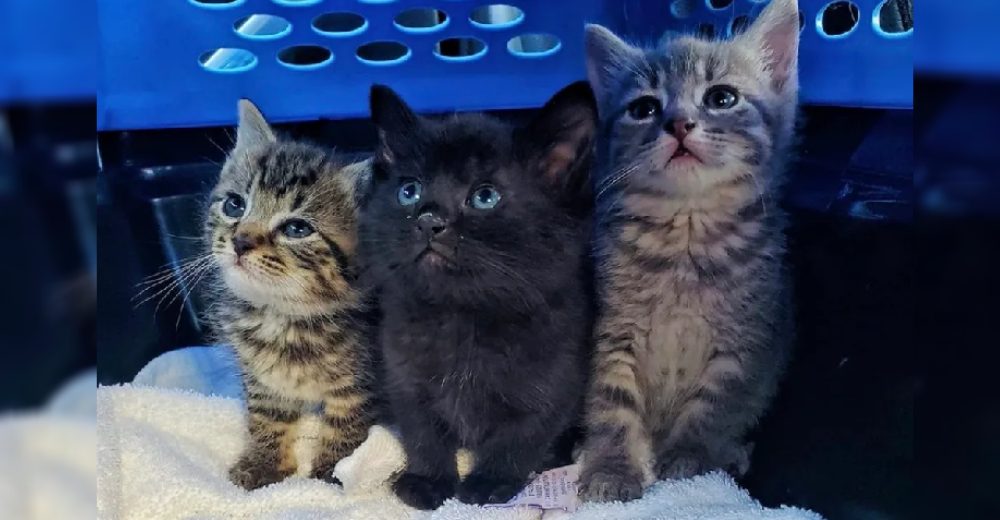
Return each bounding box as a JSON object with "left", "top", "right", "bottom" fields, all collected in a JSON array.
[{"left": 483, "top": 464, "right": 580, "bottom": 513}]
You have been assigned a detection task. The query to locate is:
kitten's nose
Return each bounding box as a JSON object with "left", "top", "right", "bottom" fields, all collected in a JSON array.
[
  {"left": 666, "top": 118, "right": 697, "bottom": 140},
  {"left": 416, "top": 212, "right": 448, "bottom": 239},
  {"left": 233, "top": 233, "right": 259, "bottom": 256}
]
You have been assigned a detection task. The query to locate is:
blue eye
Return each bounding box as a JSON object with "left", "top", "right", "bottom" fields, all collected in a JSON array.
[
  {"left": 222, "top": 193, "right": 245, "bottom": 218},
  {"left": 704, "top": 85, "right": 740, "bottom": 109},
  {"left": 282, "top": 219, "right": 314, "bottom": 239},
  {"left": 470, "top": 185, "right": 501, "bottom": 210},
  {"left": 397, "top": 180, "right": 422, "bottom": 206}
]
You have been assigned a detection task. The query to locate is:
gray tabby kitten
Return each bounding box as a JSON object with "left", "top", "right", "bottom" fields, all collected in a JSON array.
[
  {"left": 206, "top": 100, "right": 377, "bottom": 490},
  {"left": 578, "top": 0, "right": 800, "bottom": 502}
]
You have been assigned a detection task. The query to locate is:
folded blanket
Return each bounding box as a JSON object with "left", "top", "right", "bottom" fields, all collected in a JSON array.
[{"left": 99, "top": 348, "right": 824, "bottom": 520}]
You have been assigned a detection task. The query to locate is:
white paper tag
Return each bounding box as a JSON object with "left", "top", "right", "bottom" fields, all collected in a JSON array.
[{"left": 483, "top": 464, "right": 580, "bottom": 513}]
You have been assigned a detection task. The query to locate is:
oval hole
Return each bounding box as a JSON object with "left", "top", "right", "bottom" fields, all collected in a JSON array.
[
  {"left": 277, "top": 45, "right": 333, "bottom": 70},
  {"left": 470, "top": 4, "right": 525, "bottom": 29},
  {"left": 190, "top": 0, "right": 245, "bottom": 9},
  {"left": 234, "top": 14, "right": 291, "bottom": 40},
  {"left": 875, "top": 0, "right": 913, "bottom": 35},
  {"left": 199, "top": 48, "right": 257, "bottom": 73},
  {"left": 697, "top": 23, "right": 716, "bottom": 39},
  {"left": 272, "top": 0, "right": 321, "bottom": 6},
  {"left": 707, "top": 0, "right": 733, "bottom": 10},
  {"left": 394, "top": 8, "right": 449, "bottom": 33},
  {"left": 435, "top": 37, "right": 487, "bottom": 62},
  {"left": 313, "top": 12, "right": 368, "bottom": 36},
  {"left": 507, "top": 34, "right": 561, "bottom": 58},
  {"left": 729, "top": 15, "right": 750, "bottom": 36},
  {"left": 356, "top": 41, "right": 411, "bottom": 66},
  {"left": 819, "top": 1, "right": 860, "bottom": 37}
]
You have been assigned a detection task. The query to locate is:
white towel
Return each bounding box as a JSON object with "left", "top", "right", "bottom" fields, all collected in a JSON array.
[{"left": 100, "top": 349, "right": 824, "bottom": 520}]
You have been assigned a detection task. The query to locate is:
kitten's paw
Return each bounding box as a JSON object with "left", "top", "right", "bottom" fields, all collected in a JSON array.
[
  {"left": 456, "top": 473, "right": 525, "bottom": 505},
  {"left": 654, "top": 447, "right": 712, "bottom": 480},
  {"left": 578, "top": 467, "right": 645, "bottom": 503},
  {"left": 228, "top": 455, "right": 289, "bottom": 490},
  {"left": 392, "top": 472, "right": 456, "bottom": 510}
]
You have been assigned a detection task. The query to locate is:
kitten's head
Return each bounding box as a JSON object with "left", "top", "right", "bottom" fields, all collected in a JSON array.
[
  {"left": 361, "top": 82, "right": 596, "bottom": 308},
  {"left": 207, "top": 100, "right": 366, "bottom": 316},
  {"left": 586, "top": 0, "right": 799, "bottom": 199}
]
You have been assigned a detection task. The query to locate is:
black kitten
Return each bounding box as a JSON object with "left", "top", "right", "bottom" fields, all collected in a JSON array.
[{"left": 360, "top": 82, "right": 597, "bottom": 510}]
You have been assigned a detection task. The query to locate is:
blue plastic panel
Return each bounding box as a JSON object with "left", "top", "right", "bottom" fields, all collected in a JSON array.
[
  {"left": 97, "top": 0, "right": 912, "bottom": 131},
  {"left": 0, "top": 1, "right": 97, "bottom": 103},
  {"left": 606, "top": 0, "right": 911, "bottom": 109},
  {"left": 97, "top": 0, "right": 600, "bottom": 130}
]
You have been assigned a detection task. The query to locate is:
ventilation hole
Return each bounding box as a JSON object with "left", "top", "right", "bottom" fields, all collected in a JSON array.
[
  {"left": 470, "top": 4, "right": 525, "bottom": 29},
  {"left": 234, "top": 14, "right": 291, "bottom": 40},
  {"left": 670, "top": 0, "right": 697, "bottom": 18},
  {"left": 507, "top": 34, "right": 561, "bottom": 58},
  {"left": 277, "top": 45, "right": 333, "bottom": 70},
  {"left": 312, "top": 12, "right": 368, "bottom": 36},
  {"left": 272, "top": 0, "right": 321, "bottom": 6},
  {"left": 818, "top": 1, "right": 860, "bottom": 37},
  {"left": 729, "top": 15, "right": 750, "bottom": 35},
  {"left": 199, "top": 48, "right": 257, "bottom": 73},
  {"left": 189, "top": 0, "right": 245, "bottom": 9},
  {"left": 875, "top": 0, "right": 913, "bottom": 35},
  {"left": 394, "top": 8, "right": 449, "bottom": 34},
  {"left": 707, "top": 0, "right": 734, "bottom": 10},
  {"left": 697, "top": 23, "right": 716, "bottom": 39},
  {"left": 356, "top": 41, "right": 411, "bottom": 66},
  {"left": 435, "top": 37, "right": 487, "bottom": 62}
]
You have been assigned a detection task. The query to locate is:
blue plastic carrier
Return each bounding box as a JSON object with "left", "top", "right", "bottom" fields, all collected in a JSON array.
[
  {"left": 1, "top": 1, "right": 96, "bottom": 103},
  {"left": 96, "top": 0, "right": 912, "bottom": 131}
]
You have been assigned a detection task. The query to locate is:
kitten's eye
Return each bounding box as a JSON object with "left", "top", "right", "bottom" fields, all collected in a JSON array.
[
  {"left": 469, "top": 184, "right": 501, "bottom": 210},
  {"left": 397, "top": 180, "right": 422, "bottom": 206},
  {"left": 281, "top": 219, "right": 314, "bottom": 239},
  {"left": 704, "top": 85, "right": 740, "bottom": 110},
  {"left": 222, "top": 193, "right": 246, "bottom": 218},
  {"left": 627, "top": 96, "right": 662, "bottom": 121}
]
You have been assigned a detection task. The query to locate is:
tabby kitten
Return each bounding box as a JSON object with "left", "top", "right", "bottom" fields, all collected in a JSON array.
[
  {"left": 578, "top": 0, "right": 800, "bottom": 502},
  {"left": 361, "top": 83, "right": 596, "bottom": 510},
  {"left": 207, "top": 100, "right": 376, "bottom": 490}
]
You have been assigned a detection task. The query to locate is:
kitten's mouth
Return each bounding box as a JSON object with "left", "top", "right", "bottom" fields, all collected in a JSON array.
[
  {"left": 416, "top": 244, "right": 455, "bottom": 269},
  {"left": 670, "top": 144, "right": 698, "bottom": 161}
]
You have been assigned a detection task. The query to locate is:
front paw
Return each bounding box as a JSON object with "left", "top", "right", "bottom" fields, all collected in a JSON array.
[
  {"left": 229, "top": 454, "right": 289, "bottom": 490},
  {"left": 457, "top": 473, "right": 525, "bottom": 505},
  {"left": 392, "top": 472, "right": 456, "bottom": 510},
  {"left": 579, "top": 464, "right": 645, "bottom": 503},
  {"left": 655, "top": 446, "right": 712, "bottom": 480}
]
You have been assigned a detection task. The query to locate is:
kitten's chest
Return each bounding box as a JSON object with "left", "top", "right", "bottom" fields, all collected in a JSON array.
[{"left": 227, "top": 314, "right": 343, "bottom": 402}]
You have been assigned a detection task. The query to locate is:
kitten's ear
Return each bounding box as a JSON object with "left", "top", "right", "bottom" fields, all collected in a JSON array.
[
  {"left": 585, "top": 24, "right": 643, "bottom": 106},
  {"left": 519, "top": 81, "right": 597, "bottom": 197},
  {"left": 369, "top": 84, "right": 420, "bottom": 165},
  {"left": 235, "top": 99, "right": 276, "bottom": 150},
  {"left": 741, "top": 0, "right": 800, "bottom": 92}
]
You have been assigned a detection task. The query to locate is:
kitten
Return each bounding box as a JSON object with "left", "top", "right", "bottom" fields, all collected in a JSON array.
[
  {"left": 360, "top": 83, "right": 596, "bottom": 510},
  {"left": 206, "top": 100, "right": 377, "bottom": 490},
  {"left": 578, "top": 0, "right": 800, "bottom": 502}
]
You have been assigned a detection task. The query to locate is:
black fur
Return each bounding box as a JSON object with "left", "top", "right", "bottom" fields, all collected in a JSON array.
[{"left": 360, "top": 83, "right": 597, "bottom": 509}]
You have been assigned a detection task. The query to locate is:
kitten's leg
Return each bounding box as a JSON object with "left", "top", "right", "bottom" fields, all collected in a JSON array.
[
  {"left": 310, "top": 386, "right": 376, "bottom": 483},
  {"left": 229, "top": 388, "right": 302, "bottom": 490},
  {"left": 578, "top": 316, "right": 653, "bottom": 503},
  {"left": 654, "top": 349, "right": 765, "bottom": 480},
  {"left": 391, "top": 394, "right": 459, "bottom": 510},
  {"left": 457, "top": 416, "right": 552, "bottom": 505}
]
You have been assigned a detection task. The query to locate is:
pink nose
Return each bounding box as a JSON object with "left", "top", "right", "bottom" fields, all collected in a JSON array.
[{"left": 668, "top": 118, "right": 697, "bottom": 140}]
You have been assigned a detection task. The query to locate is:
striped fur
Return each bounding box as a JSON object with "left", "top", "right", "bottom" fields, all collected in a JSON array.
[
  {"left": 206, "top": 101, "right": 377, "bottom": 490},
  {"left": 579, "top": 0, "right": 800, "bottom": 502}
]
